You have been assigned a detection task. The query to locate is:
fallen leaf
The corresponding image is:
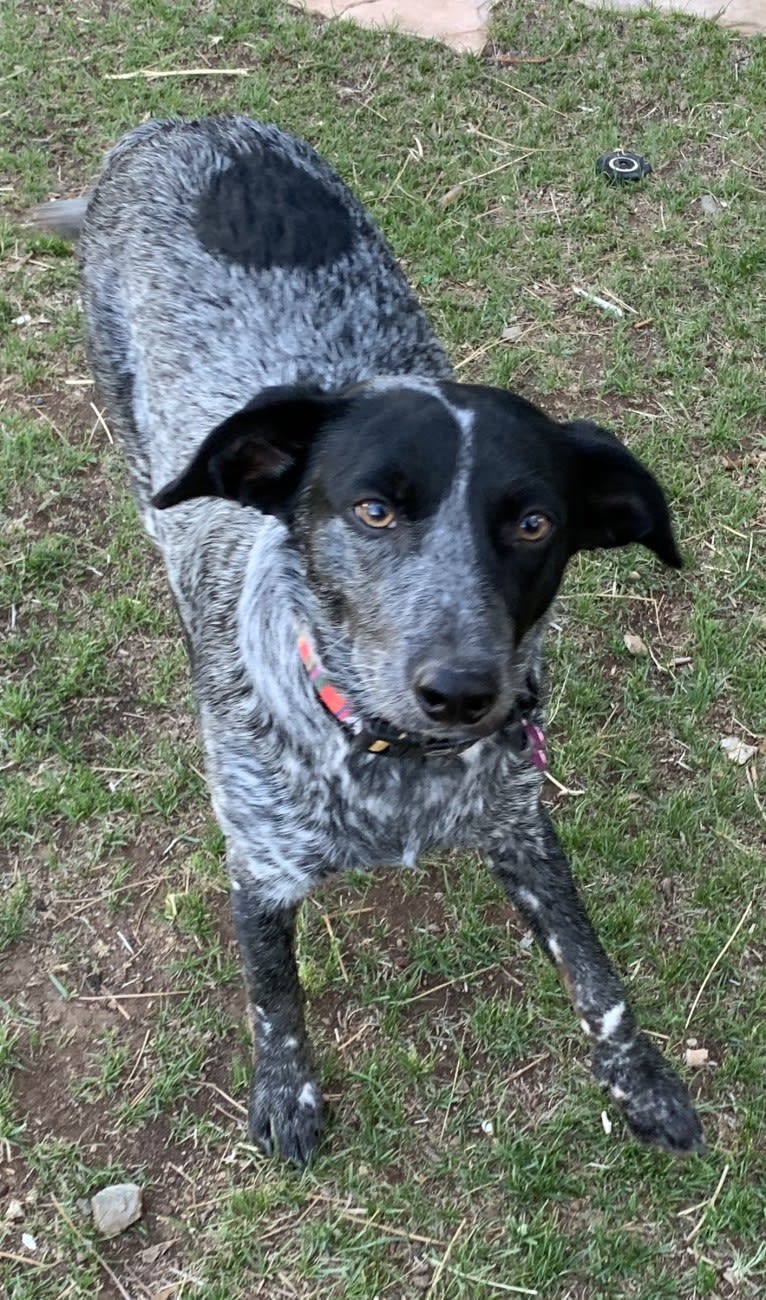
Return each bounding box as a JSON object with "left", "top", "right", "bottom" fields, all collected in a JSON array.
[
  {"left": 720, "top": 736, "right": 758, "bottom": 766},
  {"left": 685, "top": 1047, "right": 710, "bottom": 1068},
  {"left": 623, "top": 633, "right": 648, "bottom": 656},
  {"left": 141, "top": 1240, "right": 175, "bottom": 1265}
]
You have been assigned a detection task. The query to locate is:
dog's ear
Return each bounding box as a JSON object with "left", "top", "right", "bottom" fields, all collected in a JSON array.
[
  {"left": 152, "top": 385, "right": 346, "bottom": 514},
  {"left": 562, "top": 419, "right": 682, "bottom": 567}
]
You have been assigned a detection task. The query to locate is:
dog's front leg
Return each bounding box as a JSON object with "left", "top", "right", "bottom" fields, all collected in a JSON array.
[
  {"left": 490, "top": 805, "right": 703, "bottom": 1152},
  {"left": 229, "top": 863, "right": 323, "bottom": 1164}
]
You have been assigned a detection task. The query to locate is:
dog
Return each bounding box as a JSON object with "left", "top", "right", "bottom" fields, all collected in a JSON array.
[{"left": 36, "top": 115, "right": 703, "bottom": 1163}]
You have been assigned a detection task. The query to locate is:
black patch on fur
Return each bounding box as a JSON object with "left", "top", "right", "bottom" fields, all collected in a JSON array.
[
  {"left": 314, "top": 388, "right": 461, "bottom": 523},
  {"left": 195, "top": 146, "right": 354, "bottom": 272}
]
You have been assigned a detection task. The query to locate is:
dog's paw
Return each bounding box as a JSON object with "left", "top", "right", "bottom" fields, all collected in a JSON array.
[
  {"left": 594, "top": 1037, "right": 704, "bottom": 1154},
  {"left": 248, "top": 1062, "right": 324, "bottom": 1165}
]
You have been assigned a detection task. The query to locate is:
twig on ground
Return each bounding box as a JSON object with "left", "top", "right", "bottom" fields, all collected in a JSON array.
[
  {"left": 447, "top": 1271, "right": 538, "bottom": 1296},
  {"left": 77, "top": 989, "right": 190, "bottom": 1001},
  {"left": 573, "top": 287, "right": 623, "bottom": 317},
  {"left": 307, "top": 1192, "right": 443, "bottom": 1247},
  {"left": 544, "top": 771, "right": 585, "bottom": 797},
  {"left": 0, "top": 1250, "right": 51, "bottom": 1269},
  {"left": 401, "top": 962, "right": 502, "bottom": 1005},
  {"left": 454, "top": 326, "right": 536, "bottom": 373},
  {"left": 494, "top": 52, "right": 560, "bottom": 66},
  {"left": 501, "top": 1052, "right": 548, "bottom": 1086},
  {"left": 124, "top": 1027, "right": 152, "bottom": 1087},
  {"left": 486, "top": 72, "right": 567, "bottom": 117},
  {"left": 105, "top": 67, "right": 250, "bottom": 81},
  {"left": 196, "top": 1080, "right": 248, "bottom": 1115}
]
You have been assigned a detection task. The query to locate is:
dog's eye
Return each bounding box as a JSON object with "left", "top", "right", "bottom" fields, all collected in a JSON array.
[
  {"left": 353, "top": 501, "right": 397, "bottom": 530},
  {"left": 514, "top": 512, "right": 553, "bottom": 543}
]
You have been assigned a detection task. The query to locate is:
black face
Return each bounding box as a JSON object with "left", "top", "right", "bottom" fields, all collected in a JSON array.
[{"left": 154, "top": 378, "right": 681, "bottom": 735}]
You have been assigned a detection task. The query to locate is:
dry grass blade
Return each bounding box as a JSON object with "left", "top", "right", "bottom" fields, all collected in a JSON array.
[
  {"left": 426, "top": 1218, "right": 467, "bottom": 1297},
  {"left": 684, "top": 897, "right": 756, "bottom": 1030},
  {"left": 684, "top": 1164, "right": 731, "bottom": 1244},
  {"left": 51, "top": 1197, "right": 133, "bottom": 1300},
  {"left": 446, "top": 1271, "right": 538, "bottom": 1296},
  {"left": 0, "top": 1249, "right": 52, "bottom": 1268}
]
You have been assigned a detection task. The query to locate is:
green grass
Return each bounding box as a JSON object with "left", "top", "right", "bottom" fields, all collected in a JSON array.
[{"left": 1, "top": 1, "right": 765, "bottom": 1296}]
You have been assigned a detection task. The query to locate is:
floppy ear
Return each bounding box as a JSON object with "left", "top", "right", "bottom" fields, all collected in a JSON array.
[
  {"left": 151, "top": 384, "right": 346, "bottom": 515},
  {"left": 563, "top": 420, "right": 682, "bottom": 568}
]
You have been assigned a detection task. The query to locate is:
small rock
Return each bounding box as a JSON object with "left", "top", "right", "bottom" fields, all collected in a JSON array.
[
  {"left": 623, "top": 632, "right": 648, "bottom": 656},
  {"left": 501, "top": 323, "right": 523, "bottom": 342},
  {"left": 21, "top": 1232, "right": 37, "bottom": 1251},
  {"left": 91, "top": 1184, "right": 142, "bottom": 1237},
  {"left": 6, "top": 1198, "right": 24, "bottom": 1222},
  {"left": 720, "top": 735, "right": 758, "bottom": 766},
  {"left": 699, "top": 193, "right": 723, "bottom": 216}
]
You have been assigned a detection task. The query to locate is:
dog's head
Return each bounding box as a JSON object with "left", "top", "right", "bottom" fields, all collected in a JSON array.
[{"left": 154, "top": 378, "right": 681, "bottom": 738}]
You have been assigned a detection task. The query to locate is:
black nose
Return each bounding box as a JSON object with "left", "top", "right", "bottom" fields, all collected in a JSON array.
[{"left": 414, "top": 666, "right": 499, "bottom": 728}]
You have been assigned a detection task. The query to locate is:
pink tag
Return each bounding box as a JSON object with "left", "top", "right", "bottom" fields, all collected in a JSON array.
[{"left": 523, "top": 720, "right": 547, "bottom": 771}]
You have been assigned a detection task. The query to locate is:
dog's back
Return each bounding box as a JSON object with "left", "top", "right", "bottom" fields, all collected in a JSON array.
[{"left": 50, "top": 117, "right": 450, "bottom": 524}]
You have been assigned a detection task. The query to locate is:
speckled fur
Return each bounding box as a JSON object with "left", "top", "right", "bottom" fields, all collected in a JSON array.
[{"left": 41, "top": 115, "right": 703, "bottom": 1163}]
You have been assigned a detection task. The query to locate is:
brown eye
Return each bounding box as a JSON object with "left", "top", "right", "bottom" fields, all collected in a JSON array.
[
  {"left": 354, "top": 500, "right": 397, "bottom": 530},
  {"left": 515, "top": 512, "right": 553, "bottom": 543}
]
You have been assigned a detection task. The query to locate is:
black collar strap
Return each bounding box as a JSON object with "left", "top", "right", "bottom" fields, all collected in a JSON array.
[{"left": 298, "top": 632, "right": 547, "bottom": 767}]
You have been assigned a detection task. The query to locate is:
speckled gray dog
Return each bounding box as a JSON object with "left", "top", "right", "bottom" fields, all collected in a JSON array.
[{"left": 39, "top": 115, "right": 703, "bottom": 1163}]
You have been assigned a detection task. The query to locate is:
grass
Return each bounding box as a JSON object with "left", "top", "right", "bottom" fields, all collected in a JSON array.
[{"left": 1, "top": 0, "right": 765, "bottom": 1296}]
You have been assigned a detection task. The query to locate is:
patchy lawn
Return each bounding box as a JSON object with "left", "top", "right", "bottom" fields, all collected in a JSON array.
[{"left": 1, "top": 1, "right": 764, "bottom": 1296}]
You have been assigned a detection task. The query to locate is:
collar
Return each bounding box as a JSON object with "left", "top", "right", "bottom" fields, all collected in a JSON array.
[{"left": 297, "top": 633, "right": 547, "bottom": 768}]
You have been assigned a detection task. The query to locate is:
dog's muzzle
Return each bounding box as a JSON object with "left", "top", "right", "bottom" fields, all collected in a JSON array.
[{"left": 297, "top": 632, "right": 547, "bottom": 766}]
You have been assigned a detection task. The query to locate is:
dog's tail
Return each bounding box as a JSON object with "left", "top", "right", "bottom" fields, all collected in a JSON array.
[{"left": 29, "top": 197, "right": 88, "bottom": 242}]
